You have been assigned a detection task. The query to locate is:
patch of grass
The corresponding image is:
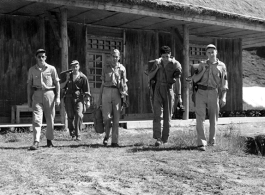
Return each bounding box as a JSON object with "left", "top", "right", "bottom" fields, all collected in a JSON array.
[
  {"left": 215, "top": 123, "right": 247, "bottom": 155},
  {"left": 1, "top": 123, "right": 265, "bottom": 194},
  {"left": 4, "top": 133, "right": 20, "bottom": 143}
]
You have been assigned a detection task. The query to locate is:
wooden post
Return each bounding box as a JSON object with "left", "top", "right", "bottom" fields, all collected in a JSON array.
[
  {"left": 155, "top": 30, "right": 159, "bottom": 57},
  {"left": 123, "top": 29, "right": 126, "bottom": 65},
  {"left": 182, "top": 24, "right": 189, "bottom": 120},
  {"left": 61, "top": 8, "right": 68, "bottom": 71},
  {"left": 60, "top": 8, "right": 68, "bottom": 130}
]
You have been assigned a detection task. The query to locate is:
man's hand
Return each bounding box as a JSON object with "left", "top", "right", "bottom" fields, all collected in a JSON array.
[
  {"left": 176, "top": 94, "right": 182, "bottom": 105},
  {"left": 55, "top": 98, "right": 60, "bottom": 106},
  {"left": 220, "top": 98, "right": 226, "bottom": 107},
  {"left": 85, "top": 100, "right": 90, "bottom": 109}
]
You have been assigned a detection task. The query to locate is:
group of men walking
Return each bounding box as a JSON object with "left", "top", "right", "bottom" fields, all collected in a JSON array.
[{"left": 27, "top": 43, "right": 228, "bottom": 151}]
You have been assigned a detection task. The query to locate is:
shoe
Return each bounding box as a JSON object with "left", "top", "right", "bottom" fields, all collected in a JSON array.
[
  {"left": 111, "top": 143, "right": 120, "bottom": 147},
  {"left": 47, "top": 140, "right": 54, "bottom": 148},
  {"left": 103, "top": 137, "right": 108, "bottom": 146},
  {"left": 71, "top": 136, "right": 75, "bottom": 140},
  {"left": 76, "top": 137, "right": 81, "bottom": 141},
  {"left": 208, "top": 143, "right": 216, "bottom": 146},
  {"left": 198, "top": 145, "right": 206, "bottom": 151},
  {"left": 29, "top": 141, "right": 39, "bottom": 150},
  {"left": 155, "top": 139, "right": 163, "bottom": 147}
]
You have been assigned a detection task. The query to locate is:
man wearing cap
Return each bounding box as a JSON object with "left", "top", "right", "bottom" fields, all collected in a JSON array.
[
  {"left": 98, "top": 49, "right": 128, "bottom": 147},
  {"left": 27, "top": 49, "right": 60, "bottom": 150},
  {"left": 193, "top": 44, "right": 228, "bottom": 151},
  {"left": 63, "top": 60, "right": 91, "bottom": 141},
  {"left": 147, "top": 46, "right": 182, "bottom": 146}
]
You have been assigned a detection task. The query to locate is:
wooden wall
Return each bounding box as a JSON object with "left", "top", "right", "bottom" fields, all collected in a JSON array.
[
  {"left": 125, "top": 30, "right": 156, "bottom": 114},
  {"left": 0, "top": 15, "right": 87, "bottom": 121},
  {"left": 217, "top": 38, "right": 243, "bottom": 111},
  {"left": 0, "top": 15, "right": 44, "bottom": 120},
  {"left": 0, "top": 14, "right": 243, "bottom": 122},
  {"left": 125, "top": 30, "right": 173, "bottom": 115}
]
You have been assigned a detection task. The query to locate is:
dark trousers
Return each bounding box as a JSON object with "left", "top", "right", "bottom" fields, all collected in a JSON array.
[
  {"left": 153, "top": 84, "right": 174, "bottom": 143},
  {"left": 64, "top": 97, "right": 84, "bottom": 138}
]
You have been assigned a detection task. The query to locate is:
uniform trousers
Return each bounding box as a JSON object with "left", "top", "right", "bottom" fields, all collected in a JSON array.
[
  {"left": 102, "top": 87, "right": 121, "bottom": 144},
  {"left": 153, "top": 83, "right": 174, "bottom": 143},
  {"left": 195, "top": 88, "right": 219, "bottom": 146},
  {"left": 64, "top": 97, "right": 84, "bottom": 138},
  {"left": 32, "top": 90, "right": 55, "bottom": 142}
]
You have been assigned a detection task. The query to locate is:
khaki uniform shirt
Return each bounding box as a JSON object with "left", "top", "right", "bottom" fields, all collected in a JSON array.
[
  {"left": 197, "top": 59, "right": 228, "bottom": 91},
  {"left": 27, "top": 63, "right": 59, "bottom": 89},
  {"left": 101, "top": 63, "right": 127, "bottom": 87}
]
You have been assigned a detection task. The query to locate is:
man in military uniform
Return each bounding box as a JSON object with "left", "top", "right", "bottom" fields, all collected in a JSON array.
[
  {"left": 98, "top": 49, "right": 128, "bottom": 147},
  {"left": 27, "top": 49, "right": 60, "bottom": 150},
  {"left": 147, "top": 46, "right": 182, "bottom": 146},
  {"left": 62, "top": 60, "right": 91, "bottom": 141},
  {"left": 193, "top": 44, "right": 228, "bottom": 151}
]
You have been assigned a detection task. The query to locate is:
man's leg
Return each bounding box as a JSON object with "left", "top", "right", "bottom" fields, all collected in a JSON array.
[
  {"left": 74, "top": 101, "right": 84, "bottom": 139},
  {"left": 43, "top": 90, "right": 55, "bottom": 141},
  {"left": 162, "top": 88, "right": 174, "bottom": 143},
  {"left": 32, "top": 102, "right": 43, "bottom": 143},
  {"left": 102, "top": 88, "right": 112, "bottom": 141},
  {"left": 195, "top": 89, "right": 207, "bottom": 147},
  {"left": 208, "top": 90, "right": 219, "bottom": 145},
  {"left": 153, "top": 89, "right": 163, "bottom": 141},
  {"left": 64, "top": 97, "right": 75, "bottom": 138},
  {"left": 111, "top": 89, "right": 121, "bottom": 144},
  {"left": 30, "top": 91, "right": 43, "bottom": 150}
]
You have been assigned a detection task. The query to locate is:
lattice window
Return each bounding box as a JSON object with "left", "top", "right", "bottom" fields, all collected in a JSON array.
[
  {"left": 88, "top": 53, "right": 103, "bottom": 89},
  {"left": 87, "top": 37, "right": 123, "bottom": 52},
  {"left": 189, "top": 45, "right": 206, "bottom": 57}
]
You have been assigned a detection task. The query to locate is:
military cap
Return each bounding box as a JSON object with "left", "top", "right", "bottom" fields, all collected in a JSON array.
[
  {"left": 35, "top": 49, "right": 46, "bottom": 56},
  {"left": 206, "top": 44, "right": 216, "bottom": 50},
  {"left": 70, "top": 60, "right": 79, "bottom": 66}
]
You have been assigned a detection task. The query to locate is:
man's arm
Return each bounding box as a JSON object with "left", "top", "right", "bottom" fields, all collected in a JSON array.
[
  {"left": 175, "top": 78, "right": 182, "bottom": 104},
  {"left": 27, "top": 83, "right": 33, "bottom": 108},
  {"left": 27, "top": 69, "right": 33, "bottom": 108},
  {"left": 220, "top": 65, "right": 228, "bottom": 107},
  {"left": 55, "top": 80, "right": 60, "bottom": 105},
  {"left": 52, "top": 67, "right": 61, "bottom": 105}
]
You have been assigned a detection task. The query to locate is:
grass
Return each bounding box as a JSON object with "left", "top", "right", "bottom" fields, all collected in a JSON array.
[{"left": 0, "top": 123, "right": 265, "bottom": 195}]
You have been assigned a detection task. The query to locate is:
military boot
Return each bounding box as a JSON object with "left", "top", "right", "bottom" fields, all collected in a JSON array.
[
  {"left": 29, "top": 141, "right": 39, "bottom": 150},
  {"left": 47, "top": 139, "right": 54, "bottom": 148}
]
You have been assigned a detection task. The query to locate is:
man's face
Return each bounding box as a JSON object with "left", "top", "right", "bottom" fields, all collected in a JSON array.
[
  {"left": 36, "top": 53, "right": 46, "bottom": 64},
  {"left": 112, "top": 53, "right": 120, "bottom": 63},
  {"left": 71, "top": 64, "right": 80, "bottom": 72},
  {"left": 206, "top": 48, "right": 217, "bottom": 60},
  {"left": 161, "top": 53, "right": 171, "bottom": 64}
]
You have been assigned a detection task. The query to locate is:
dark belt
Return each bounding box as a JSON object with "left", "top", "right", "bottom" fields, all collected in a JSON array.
[
  {"left": 104, "top": 86, "right": 117, "bottom": 88},
  {"left": 197, "top": 85, "right": 216, "bottom": 90},
  {"left": 34, "top": 88, "right": 54, "bottom": 91}
]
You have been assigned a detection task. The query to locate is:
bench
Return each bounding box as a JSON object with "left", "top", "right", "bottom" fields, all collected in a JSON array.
[{"left": 11, "top": 104, "right": 61, "bottom": 124}]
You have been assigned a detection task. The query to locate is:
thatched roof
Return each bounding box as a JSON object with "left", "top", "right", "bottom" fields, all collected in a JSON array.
[
  {"left": 165, "top": 0, "right": 265, "bottom": 20},
  {"left": 91, "top": 0, "right": 265, "bottom": 23}
]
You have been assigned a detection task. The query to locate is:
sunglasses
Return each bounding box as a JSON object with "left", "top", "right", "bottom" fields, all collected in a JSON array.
[{"left": 37, "top": 56, "right": 46, "bottom": 59}]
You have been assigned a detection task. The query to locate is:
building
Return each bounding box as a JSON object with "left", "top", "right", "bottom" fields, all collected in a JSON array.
[{"left": 0, "top": 0, "right": 265, "bottom": 123}]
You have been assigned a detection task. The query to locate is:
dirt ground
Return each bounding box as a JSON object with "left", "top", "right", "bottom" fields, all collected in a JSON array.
[{"left": 0, "top": 123, "right": 265, "bottom": 195}]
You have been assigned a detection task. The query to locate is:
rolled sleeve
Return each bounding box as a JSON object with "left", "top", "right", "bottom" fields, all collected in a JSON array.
[
  {"left": 52, "top": 67, "right": 60, "bottom": 84},
  {"left": 173, "top": 61, "right": 182, "bottom": 78}
]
